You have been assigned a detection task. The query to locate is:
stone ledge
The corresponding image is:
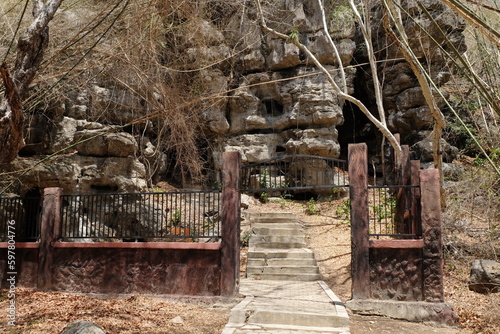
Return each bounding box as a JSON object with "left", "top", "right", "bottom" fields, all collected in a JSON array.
[
  {"left": 0, "top": 242, "right": 39, "bottom": 248},
  {"left": 346, "top": 299, "right": 458, "bottom": 326},
  {"left": 52, "top": 242, "right": 221, "bottom": 250}
]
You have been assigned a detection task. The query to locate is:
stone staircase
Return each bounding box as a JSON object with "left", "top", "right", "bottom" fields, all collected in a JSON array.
[
  {"left": 245, "top": 212, "right": 321, "bottom": 281},
  {"left": 223, "top": 211, "right": 350, "bottom": 333}
]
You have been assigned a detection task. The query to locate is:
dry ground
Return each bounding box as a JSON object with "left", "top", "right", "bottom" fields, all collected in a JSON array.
[
  {"left": 0, "top": 289, "right": 233, "bottom": 333},
  {"left": 1, "top": 195, "right": 498, "bottom": 334}
]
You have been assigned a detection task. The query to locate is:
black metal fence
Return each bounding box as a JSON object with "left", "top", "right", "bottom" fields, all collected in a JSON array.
[
  {"left": 0, "top": 196, "right": 41, "bottom": 241},
  {"left": 368, "top": 185, "right": 421, "bottom": 239},
  {"left": 60, "top": 190, "right": 221, "bottom": 241},
  {"left": 241, "top": 155, "right": 348, "bottom": 194}
]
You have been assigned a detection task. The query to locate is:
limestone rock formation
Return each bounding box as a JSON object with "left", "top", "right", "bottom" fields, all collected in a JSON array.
[
  {"left": 361, "top": 0, "right": 465, "bottom": 159},
  {"left": 1, "top": 0, "right": 467, "bottom": 195}
]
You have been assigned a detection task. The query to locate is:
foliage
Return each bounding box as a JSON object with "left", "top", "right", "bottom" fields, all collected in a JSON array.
[
  {"left": 372, "top": 193, "right": 396, "bottom": 223},
  {"left": 335, "top": 199, "right": 350, "bottom": 225},
  {"left": 287, "top": 26, "right": 299, "bottom": 43},
  {"left": 241, "top": 230, "right": 252, "bottom": 248},
  {"left": 259, "top": 170, "right": 269, "bottom": 189},
  {"left": 259, "top": 192, "right": 269, "bottom": 203},
  {"left": 305, "top": 198, "right": 320, "bottom": 215},
  {"left": 167, "top": 209, "right": 181, "bottom": 227}
]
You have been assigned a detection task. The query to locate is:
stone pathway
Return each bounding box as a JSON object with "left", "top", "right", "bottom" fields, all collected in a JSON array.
[{"left": 222, "top": 212, "right": 350, "bottom": 333}]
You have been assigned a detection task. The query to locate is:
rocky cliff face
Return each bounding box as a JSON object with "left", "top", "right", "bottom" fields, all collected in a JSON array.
[{"left": 1, "top": 0, "right": 465, "bottom": 195}]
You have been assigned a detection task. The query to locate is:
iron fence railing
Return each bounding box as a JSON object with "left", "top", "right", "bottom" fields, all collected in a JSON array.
[
  {"left": 241, "top": 155, "right": 348, "bottom": 194},
  {"left": 0, "top": 196, "right": 41, "bottom": 241},
  {"left": 368, "top": 185, "right": 421, "bottom": 239},
  {"left": 60, "top": 190, "right": 221, "bottom": 241}
]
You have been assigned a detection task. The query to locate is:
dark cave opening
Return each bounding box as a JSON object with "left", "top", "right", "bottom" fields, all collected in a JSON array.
[{"left": 337, "top": 63, "right": 380, "bottom": 161}]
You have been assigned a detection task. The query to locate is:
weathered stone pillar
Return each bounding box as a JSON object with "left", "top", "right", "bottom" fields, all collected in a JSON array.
[
  {"left": 220, "top": 152, "right": 241, "bottom": 297},
  {"left": 348, "top": 143, "right": 369, "bottom": 299},
  {"left": 38, "top": 187, "right": 63, "bottom": 290},
  {"left": 419, "top": 169, "right": 444, "bottom": 302}
]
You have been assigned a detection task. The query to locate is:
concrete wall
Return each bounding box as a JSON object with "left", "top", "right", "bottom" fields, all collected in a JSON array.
[{"left": 0, "top": 242, "right": 222, "bottom": 295}]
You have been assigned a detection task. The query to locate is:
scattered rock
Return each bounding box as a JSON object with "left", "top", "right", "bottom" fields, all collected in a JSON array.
[
  {"left": 468, "top": 259, "right": 500, "bottom": 293},
  {"left": 59, "top": 320, "right": 105, "bottom": 334},
  {"left": 169, "top": 316, "right": 184, "bottom": 325},
  {"left": 241, "top": 194, "right": 258, "bottom": 209}
]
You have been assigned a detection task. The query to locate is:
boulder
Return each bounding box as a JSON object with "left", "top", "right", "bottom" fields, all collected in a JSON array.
[
  {"left": 241, "top": 193, "right": 258, "bottom": 209},
  {"left": 285, "top": 128, "right": 341, "bottom": 158},
  {"left": 6, "top": 155, "right": 147, "bottom": 195},
  {"left": 410, "top": 135, "right": 459, "bottom": 163},
  {"left": 75, "top": 131, "right": 138, "bottom": 157},
  {"left": 468, "top": 259, "right": 500, "bottom": 293},
  {"left": 60, "top": 320, "right": 105, "bottom": 334},
  {"left": 224, "top": 134, "right": 282, "bottom": 163}
]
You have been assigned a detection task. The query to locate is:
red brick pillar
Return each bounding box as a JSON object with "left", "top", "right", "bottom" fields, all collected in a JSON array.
[
  {"left": 348, "top": 143, "right": 370, "bottom": 299},
  {"left": 420, "top": 169, "right": 444, "bottom": 302},
  {"left": 220, "top": 152, "right": 241, "bottom": 297},
  {"left": 38, "top": 187, "right": 63, "bottom": 290}
]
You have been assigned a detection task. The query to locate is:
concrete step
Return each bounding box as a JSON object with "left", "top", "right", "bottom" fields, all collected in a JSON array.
[
  {"left": 247, "top": 265, "right": 320, "bottom": 275},
  {"left": 247, "top": 258, "right": 317, "bottom": 266},
  {"left": 246, "top": 272, "right": 322, "bottom": 281},
  {"left": 252, "top": 225, "right": 303, "bottom": 235},
  {"left": 250, "top": 242, "right": 307, "bottom": 249},
  {"left": 235, "top": 324, "right": 350, "bottom": 333},
  {"left": 248, "top": 249, "right": 316, "bottom": 259},
  {"left": 245, "top": 212, "right": 297, "bottom": 221},
  {"left": 248, "top": 309, "right": 349, "bottom": 328},
  {"left": 249, "top": 235, "right": 305, "bottom": 245}
]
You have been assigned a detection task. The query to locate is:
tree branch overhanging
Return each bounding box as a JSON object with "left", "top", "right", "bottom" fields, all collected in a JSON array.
[{"left": 255, "top": 0, "right": 402, "bottom": 160}]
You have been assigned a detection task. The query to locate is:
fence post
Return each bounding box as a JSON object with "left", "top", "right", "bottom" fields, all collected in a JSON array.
[
  {"left": 395, "top": 145, "right": 411, "bottom": 235},
  {"left": 419, "top": 169, "right": 444, "bottom": 302},
  {"left": 410, "top": 160, "right": 421, "bottom": 236},
  {"left": 348, "top": 143, "right": 370, "bottom": 299},
  {"left": 220, "top": 151, "right": 241, "bottom": 297},
  {"left": 38, "top": 187, "right": 63, "bottom": 290}
]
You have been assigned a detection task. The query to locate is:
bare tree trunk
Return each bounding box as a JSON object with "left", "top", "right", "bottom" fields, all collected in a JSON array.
[
  {"left": 0, "top": 0, "right": 63, "bottom": 165},
  {"left": 382, "top": 0, "right": 446, "bottom": 205}
]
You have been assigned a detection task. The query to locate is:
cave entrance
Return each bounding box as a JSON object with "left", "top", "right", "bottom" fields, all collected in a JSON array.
[
  {"left": 337, "top": 62, "right": 381, "bottom": 166},
  {"left": 337, "top": 101, "right": 377, "bottom": 160}
]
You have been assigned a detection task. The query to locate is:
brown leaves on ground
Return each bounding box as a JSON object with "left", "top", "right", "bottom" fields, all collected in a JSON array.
[{"left": 0, "top": 288, "right": 232, "bottom": 334}]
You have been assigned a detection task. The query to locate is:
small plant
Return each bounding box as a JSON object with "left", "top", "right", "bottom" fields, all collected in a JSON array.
[
  {"left": 473, "top": 155, "right": 486, "bottom": 167},
  {"left": 335, "top": 199, "right": 351, "bottom": 225},
  {"left": 288, "top": 26, "right": 299, "bottom": 42},
  {"left": 259, "top": 170, "right": 269, "bottom": 189},
  {"left": 305, "top": 198, "right": 320, "bottom": 215},
  {"left": 241, "top": 230, "right": 252, "bottom": 248},
  {"left": 167, "top": 210, "right": 182, "bottom": 227},
  {"left": 259, "top": 192, "right": 269, "bottom": 203},
  {"left": 373, "top": 195, "right": 396, "bottom": 222},
  {"left": 276, "top": 193, "right": 292, "bottom": 209}
]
